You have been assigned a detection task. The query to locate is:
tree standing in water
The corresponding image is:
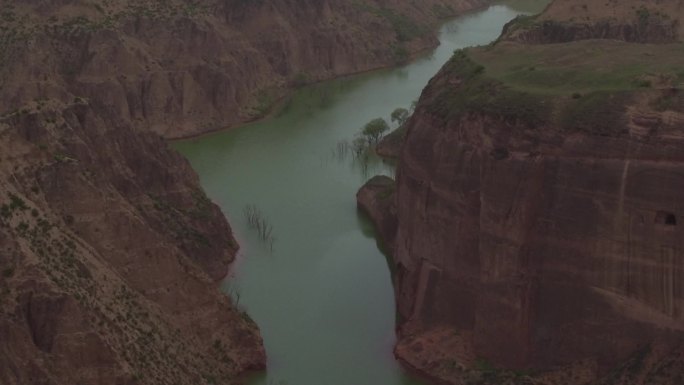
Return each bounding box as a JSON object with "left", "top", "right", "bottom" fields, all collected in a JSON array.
[
  {"left": 391, "top": 107, "right": 409, "bottom": 127},
  {"left": 362, "top": 118, "right": 389, "bottom": 144}
]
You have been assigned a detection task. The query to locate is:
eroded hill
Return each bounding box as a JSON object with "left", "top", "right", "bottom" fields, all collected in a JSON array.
[{"left": 0, "top": 0, "right": 487, "bottom": 138}]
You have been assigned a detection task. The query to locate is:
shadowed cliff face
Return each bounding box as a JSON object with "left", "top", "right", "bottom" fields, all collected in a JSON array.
[
  {"left": 357, "top": 1, "right": 684, "bottom": 384},
  {"left": 0, "top": 100, "right": 265, "bottom": 385},
  {"left": 0, "top": 0, "right": 488, "bottom": 138}
]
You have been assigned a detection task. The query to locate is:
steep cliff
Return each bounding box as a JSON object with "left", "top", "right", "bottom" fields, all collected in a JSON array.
[
  {"left": 0, "top": 99, "right": 265, "bottom": 384},
  {"left": 0, "top": 0, "right": 488, "bottom": 139},
  {"left": 503, "top": 0, "right": 683, "bottom": 44},
  {"left": 359, "top": 1, "right": 684, "bottom": 384}
]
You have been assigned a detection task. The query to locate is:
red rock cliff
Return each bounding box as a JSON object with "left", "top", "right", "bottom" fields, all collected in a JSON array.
[{"left": 359, "top": 1, "right": 684, "bottom": 383}]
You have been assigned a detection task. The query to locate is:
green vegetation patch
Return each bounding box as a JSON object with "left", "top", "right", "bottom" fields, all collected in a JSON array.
[
  {"left": 423, "top": 40, "right": 684, "bottom": 136},
  {"left": 249, "top": 87, "right": 280, "bottom": 118},
  {"left": 425, "top": 50, "right": 549, "bottom": 127},
  {"left": 354, "top": 3, "right": 426, "bottom": 42},
  {"left": 470, "top": 40, "right": 684, "bottom": 95}
]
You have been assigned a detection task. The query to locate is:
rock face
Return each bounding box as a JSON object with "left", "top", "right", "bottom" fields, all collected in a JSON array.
[
  {"left": 505, "top": 18, "right": 680, "bottom": 44},
  {"left": 0, "top": 99, "right": 265, "bottom": 385},
  {"left": 503, "top": 0, "right": 683, "bottom": 44},
  {"left": 357, "top": 175, "right": 398, "bottom": 253},
  {"left": 392, "top": 90, "right": 684, "bottom": 383},
  {"left": 0, "top": 0, "right": 488, "bottom": 139},
  {"left": 360, "top": 1, "right": 684, "bottom": 384}
]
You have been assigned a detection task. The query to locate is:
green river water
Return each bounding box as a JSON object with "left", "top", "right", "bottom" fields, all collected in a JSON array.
[{"left": 175, "top": 2, "right": 549, "bottom": 384}]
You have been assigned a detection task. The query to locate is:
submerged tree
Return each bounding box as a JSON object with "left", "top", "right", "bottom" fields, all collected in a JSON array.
[
  {"left": 243, "top": 204, "right": 275, "bottom": 252},
  {"left": 352, "top": 136, "right": 367, "bottom": 157},
  {"left": 362, "top": 118, "right": 389, "bottom": 144},
  {"left": 390, "top": 107, "right": 409, "bottom": 127}
]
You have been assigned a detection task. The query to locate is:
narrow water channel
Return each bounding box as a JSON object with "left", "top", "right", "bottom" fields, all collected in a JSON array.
[{"left": 175, "top": 2, "right": 548, "bottom": 384}]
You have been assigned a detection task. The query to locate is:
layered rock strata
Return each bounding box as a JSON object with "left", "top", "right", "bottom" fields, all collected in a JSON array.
[{"left": 359, "top": 1, "right": 684, "bottom": 384}]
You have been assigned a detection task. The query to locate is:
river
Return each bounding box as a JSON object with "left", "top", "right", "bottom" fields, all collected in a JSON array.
[{"left": 174, "top": 1, "right": 549, "bottom": 384}]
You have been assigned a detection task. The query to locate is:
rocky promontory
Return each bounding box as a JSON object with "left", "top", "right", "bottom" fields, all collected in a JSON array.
[{"left": 360, "top": 0, "right": 684, "bottom": 384}]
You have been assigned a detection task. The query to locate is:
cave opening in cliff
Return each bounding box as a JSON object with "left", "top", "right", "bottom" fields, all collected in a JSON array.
[
  {"left": 656, "top": 211, "right": 677, "bottom": 226},
  {"left": 666, "top": 214, "right": 677, "bottom": 226}
]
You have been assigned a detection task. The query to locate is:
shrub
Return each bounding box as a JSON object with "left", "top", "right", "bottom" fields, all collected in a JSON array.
[
  {"left": 362, "top": 118, "right": 390, "bottom": 144},
  {"left": 390, "top": 107, "right": 409, "bottom": 127}
]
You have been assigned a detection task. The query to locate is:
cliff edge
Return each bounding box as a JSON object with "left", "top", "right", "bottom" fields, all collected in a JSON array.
[{"left": 359, "top": 0, "right": 684, "bottom": 384}]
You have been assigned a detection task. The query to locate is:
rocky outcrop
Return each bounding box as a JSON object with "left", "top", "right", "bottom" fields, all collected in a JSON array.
[
  {"left": 357, "top": 175, "right": 398, "bottom": 253},
  {"left": 360, "top": 1, "right": 684, "bottom": 383},
  {"left": 376, "top": 126, "right": 408, "bottom": 159}
]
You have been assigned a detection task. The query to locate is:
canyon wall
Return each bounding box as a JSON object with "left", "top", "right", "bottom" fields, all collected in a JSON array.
[
  {"left": 359, "top": 1, "right": 684, "bottom": 384},
  {"left": 0, "top": 0, "right": 488, "bottom": 139},
  {"left": 0, "top": 99, "right": 265, "bottom": 384},
  {"left": 504, "top": 0, "right": 683, "bottom": 44}
]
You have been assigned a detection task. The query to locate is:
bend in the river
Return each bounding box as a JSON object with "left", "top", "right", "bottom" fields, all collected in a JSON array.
[{"left": 174, "top": 2, "right": 549, "bottom": 384}]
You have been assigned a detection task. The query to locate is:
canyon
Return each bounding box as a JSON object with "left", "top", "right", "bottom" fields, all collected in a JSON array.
[
  {"left": 359, "top": 0, "right": 684, "bottom": 384},
  {"left": 4, "top": 0, "right": 683, "bottom": 384},
  {"left": 176, "top": 4, "right": 552, "bottom": 385},
  {"left": 0, "top": 0, "right": 489, "bottom": 384}
]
